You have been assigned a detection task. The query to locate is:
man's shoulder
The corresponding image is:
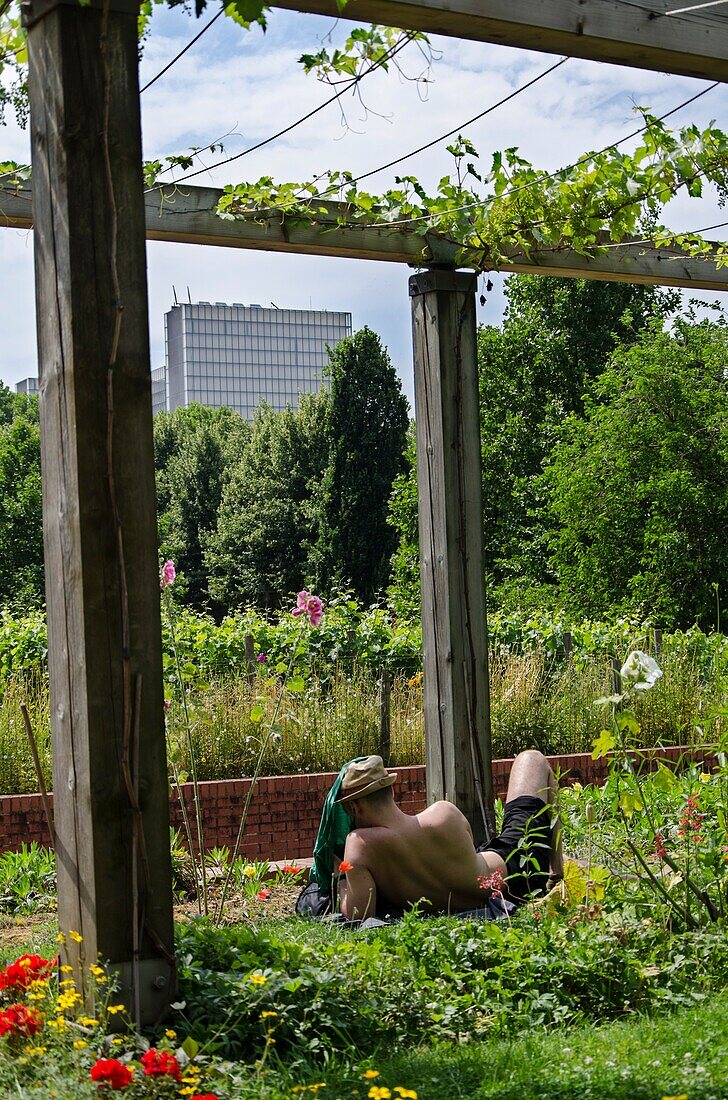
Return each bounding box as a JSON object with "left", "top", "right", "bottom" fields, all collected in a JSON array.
[{"left": 418, "top": 800, "right": 468, "bottom": 825}]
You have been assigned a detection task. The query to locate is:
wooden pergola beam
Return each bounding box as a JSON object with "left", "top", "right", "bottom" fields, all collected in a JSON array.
[
  {"left": 2, "top": 183, "right": 727, "bottom": 290},
  {"left": 273, "top": 0, "right": 728, "bottom": 82}
]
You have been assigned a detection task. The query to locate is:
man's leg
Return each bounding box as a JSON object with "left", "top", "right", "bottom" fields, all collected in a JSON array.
[{"left": 504, "top": 750, "right": 563, "bottom": 878}]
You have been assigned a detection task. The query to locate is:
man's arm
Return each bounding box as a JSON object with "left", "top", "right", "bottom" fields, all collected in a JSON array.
[
  {"left": 339, "top": 863, "right": 377, "bottom": 920},
  {"left": 338, "top": 836, "right": 377, "bottom": 920}
]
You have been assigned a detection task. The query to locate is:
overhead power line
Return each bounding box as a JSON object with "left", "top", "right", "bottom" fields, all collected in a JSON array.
[
  {"left": 665, "top": 0, "right": 728, "bottom": 13},
  {"left": 140, "top": 7, "right": 225, "bottom": 94},
  {"left": 148, "top": 33, "right": 416, "bottom": 191},
  {"left": 347, "top": 56, "right": 569, "bottom": 188}
]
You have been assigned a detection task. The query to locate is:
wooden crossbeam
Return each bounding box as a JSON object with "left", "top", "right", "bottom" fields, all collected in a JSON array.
[
  {"left": 272, "top": 0, "right": 728, "bottom": 82},
  {"left": 2, "top": 182, "right": 726, "bottom": 289}
]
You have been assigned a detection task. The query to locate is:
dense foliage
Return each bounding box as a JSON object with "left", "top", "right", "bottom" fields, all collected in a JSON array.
[
  {"left": 310, "top": 328, "right": 409, "bottom": 604},
  {"left": 0, "top": 387, "right": 42, "bottom": 609}
]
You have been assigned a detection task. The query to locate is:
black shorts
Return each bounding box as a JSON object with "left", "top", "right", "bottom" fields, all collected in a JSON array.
[{"left": 477, "top": 795, "right": 551, "bottom": 903}]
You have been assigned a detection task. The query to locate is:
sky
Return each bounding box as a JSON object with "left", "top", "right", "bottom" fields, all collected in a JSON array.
[{"left": 1, "top": 5, "right": 727, "bottom": 407}]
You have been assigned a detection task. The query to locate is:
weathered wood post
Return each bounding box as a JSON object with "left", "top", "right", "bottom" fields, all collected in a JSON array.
[
  {"left": 409, "top": 268, "right": 495, "bottom": 845},
  {"left": 24, "top": 0, "right": 175, "bottom": 1023}
]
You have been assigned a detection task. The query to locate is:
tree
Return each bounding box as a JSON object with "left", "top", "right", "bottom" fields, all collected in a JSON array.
[
  {"left": 478, "top": 275, "right": 678, "bottom": 604},
  {"left": 386, "top": 425, "right": 420, "bottom": 619},
  {"left": 206, "top": 393, "right": 329, "bottom": 610},
  {"left": 0, "top": 390, "right": 43, "bottom": 607},
  {"left": 153, "top": 404, "right": 249, "bottom": 611},
  {"left": 311, "top": 328, "right": 409, "bottom": 604},
  {"left": 544, "top": 315, "right": 728, "bottom": 629}
]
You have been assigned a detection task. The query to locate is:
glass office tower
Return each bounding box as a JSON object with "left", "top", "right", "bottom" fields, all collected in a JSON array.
[{"left": 154, "top": 301, "right": 352, "bottom": 419}]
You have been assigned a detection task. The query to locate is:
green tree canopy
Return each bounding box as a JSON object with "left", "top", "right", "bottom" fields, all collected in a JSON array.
[
  {"left": 544, "top": 314, "right": 728, "bottom": 629},
  {"left": 0, "top": 389, "right": 43, "bottom": 608},
  {"left": 311, "top": 327, "right": 409, "bottom": 604},
  {"left": 478, "top": 275, "right": 678, "bottom": 604},
  {"left": 206, "top": 393, "right": 328, "bottom": 610},
  {"left": 153, "top": 403, "right": 249, "bottom": 611}
]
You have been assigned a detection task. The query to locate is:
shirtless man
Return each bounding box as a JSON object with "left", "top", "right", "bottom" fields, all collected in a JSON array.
[{"left": 336, "top": 751, "right": 563, "bottom": 921}]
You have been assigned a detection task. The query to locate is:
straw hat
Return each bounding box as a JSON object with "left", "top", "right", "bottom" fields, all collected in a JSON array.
[{"left": 336, "top": 755, "right": 397, "bottom": 804}]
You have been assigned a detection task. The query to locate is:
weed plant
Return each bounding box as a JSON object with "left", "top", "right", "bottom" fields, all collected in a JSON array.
[{"left": 0, "top": 644, "right": 725, "bottom": 793}]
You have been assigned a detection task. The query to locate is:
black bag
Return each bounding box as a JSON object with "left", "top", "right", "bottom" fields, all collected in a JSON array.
[{"left": 295, "top": 880, "right": 332, "bottom": 918}]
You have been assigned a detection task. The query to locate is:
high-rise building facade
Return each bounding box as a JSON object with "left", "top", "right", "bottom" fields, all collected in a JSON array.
[
  {"left": 154, "top": 301, "right": 352, "bottom": 418},
  {"left": 15, "top": 377, "right": 39, "bottom": 396}
]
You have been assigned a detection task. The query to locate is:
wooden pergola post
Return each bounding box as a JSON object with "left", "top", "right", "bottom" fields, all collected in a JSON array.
[
  {"left": 410, "top": 268, "right": 495, "bottom": 845},
  {"left": 24, "top": 0, "right": 174, "bottom": 1023}
]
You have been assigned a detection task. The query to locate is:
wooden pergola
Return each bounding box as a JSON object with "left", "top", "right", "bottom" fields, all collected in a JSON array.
[{"left": 3, "top": 0, "right": 726, "bottom": 1023}]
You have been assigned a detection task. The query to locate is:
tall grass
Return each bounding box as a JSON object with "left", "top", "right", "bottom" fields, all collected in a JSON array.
[{"left": 0, "top": 648, "right": 724, "bottom": 795}]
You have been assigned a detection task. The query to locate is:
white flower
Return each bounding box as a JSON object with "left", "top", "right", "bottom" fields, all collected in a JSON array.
[{"left": 619, "top": 650, "right": 663, "bottom": 691}]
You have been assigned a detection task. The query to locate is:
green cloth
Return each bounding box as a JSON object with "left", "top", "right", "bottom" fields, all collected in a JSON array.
[{"left": 311, "top": 756, "right": 367, "bottom": 891}]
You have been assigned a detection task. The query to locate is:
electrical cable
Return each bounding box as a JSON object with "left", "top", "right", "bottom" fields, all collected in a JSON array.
[
  {"left": 146, "top": 32, "right": 416, "bottom": 191},
  {"left": 345, "top": 56, "right": 569, "bottom": 189},
  {"left": 140, "top": 6, "right": 225, "bottom": 94},
  {"left": 665, "top": 0, "right": 728, "bottom": 13}
]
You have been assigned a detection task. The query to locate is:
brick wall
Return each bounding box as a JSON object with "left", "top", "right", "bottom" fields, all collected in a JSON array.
[{"left": 0, "top": 746, "right": 718, "bottom": 860}]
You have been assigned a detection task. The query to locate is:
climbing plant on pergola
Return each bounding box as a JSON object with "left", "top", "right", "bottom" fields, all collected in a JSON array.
[{"left": 0, "top": 0, "right": 726, "bottom": 1024}]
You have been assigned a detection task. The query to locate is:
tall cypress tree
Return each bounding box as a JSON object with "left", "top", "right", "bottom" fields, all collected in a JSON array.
[{"left": 312, "top": 327, "right": 409, "bottom": 604}]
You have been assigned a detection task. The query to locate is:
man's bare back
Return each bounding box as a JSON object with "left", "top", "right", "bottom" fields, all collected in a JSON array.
[
  {"left": 340, "top": 801, "right": 506, "bottom": 920},
  {"left": 335, "top": 751, "right": 562, "bottom": 921}
]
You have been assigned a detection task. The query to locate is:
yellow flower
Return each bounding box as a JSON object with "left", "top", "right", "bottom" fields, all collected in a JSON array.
[
  {"left": 89, "top": 964, "right": 105, "bottom": 977},
  {"left": 244, "top": 864, "right": 256, "bottom": 877},
  {"left": 394, "top": 1089, "right": 418, "bottom": 1099},
  {"left": 368, "top": 1088, "right": 392, "bottom": 1100},
  {"left": 661, "top": 1095, "right": 688, "bottom": 1100},
  {"left": 699, "top": 773, "right": 711, "bottom": 782},
  {"left": 165, "top": 1028, "right": 177, "bottom": 1040},
  {"left": 309, "top": 1086, "right": 327, "bottom": 1094},
  {"left": 178, "top": 1089, "right": 196, "bottom": 1097},
  {"left": 107, "top": 1004, "right": 126, "bottom": 1015},
  {"left": 59, "top": 979, "right": 77, "bottom": 988},
  {"left": 56, "top": 933, "right": 66, "bottom": 944},
  {"left": 362, "top": 1071, "right": 380, "bottom": 1080},
  {"left": 572, "top": 782, "right": 583, "bottom": 794},
  {"left": 73, "top": 1039, "right": 88, "bottom": 1050},
  {"left": 111, "top": 1037, "right": 124, "bottom": 1046},
  {"left": 261, "top": 1010, "right": 278, "bottom": 1019},
  {"left": 48, "top": 1017, "right": 66, "bottom": 1031},
  {"left": 60, "top": 965, "right": 74, "bottom": 974},
  {"left": 77, "top": 1016, "right": 98, "bottom": 1028},
  {"left": 23, "top": 1045, "right": 47, "bottom": 1057},
  {"left": 69, "top": 930, "right": 83, "bottom": 944},
  {"left": 249, "top": 972, "right": 267, "bottom": 986}
]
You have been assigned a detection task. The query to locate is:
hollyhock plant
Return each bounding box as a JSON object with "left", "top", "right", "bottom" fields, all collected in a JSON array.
[
  {"left": 292, "top": 590, "right": 323, "bottom": 627},
  {"left": 160, "top": 559, "right": 176, "bottom": 589},
  {"left": 619, "top": 650, "right": 662, "bottom": 691},
  {"left": 90, "top": 1058, "right": 134, "bottom": 1089}
]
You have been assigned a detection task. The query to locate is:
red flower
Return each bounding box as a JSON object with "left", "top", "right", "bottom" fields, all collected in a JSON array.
[
  {"left": 190, "top": 1095, "right": 219, "bottom": 1100},
  {"left": 141, "top": 1048, "right": 181, "bottom": 1080},
  {"left": 281, "top": 864, "right": 303, "bottom": 875},
  {"left": 654, "top": 832, "right": 667, "bottom": 860},
  {"left": 0, "top": 1004, "right": 43, "bottom": 1037},
  {"left": 678, "top": 796, "right": 705, "bottom": 841},
  {"left": 338, "top": 860, "right": 354, "bottom": 874},
  {"left": 0, "top": 954, "right": 54, "bottom": 990},
  {"left": 90, "top": 1058, "right": 134, "bottom": 1089},
  {"left": 257, "top": 888, "right": 271, "bottom": 900}
]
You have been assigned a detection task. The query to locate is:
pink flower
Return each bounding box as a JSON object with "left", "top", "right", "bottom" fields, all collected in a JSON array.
[
  {"left": 160, "top": 560, "right": 176, "bottom": 589},
  {"left": 163, "top": 699, "right": 171, "bottom": 712},
  {"left": 478, "top": 869, "right": 506, "bottom": 898},
  {"left": 292, "top": 590, "right": 323, "bottom": 627},
  {"left": 256, "top": 653, "right": 267, "bottom": 663}
]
